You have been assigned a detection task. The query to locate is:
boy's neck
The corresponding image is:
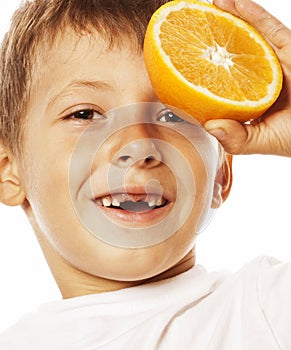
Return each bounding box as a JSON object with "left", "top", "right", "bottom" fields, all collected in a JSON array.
[
  {"left": 38, "top": 232, "right": 195, "bottom": 298},
  {"left": 60, "top": 250, "right": 195, "bottom": 299}
]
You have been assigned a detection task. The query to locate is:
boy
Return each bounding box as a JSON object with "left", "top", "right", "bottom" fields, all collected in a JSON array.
[{"left": 0, "top": 0, "right": 290, "bottom": 349}]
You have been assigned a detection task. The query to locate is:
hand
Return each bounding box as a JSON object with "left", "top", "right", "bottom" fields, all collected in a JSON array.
[{"left": 204, "top": 0, "right": 291, "bottom": 157}]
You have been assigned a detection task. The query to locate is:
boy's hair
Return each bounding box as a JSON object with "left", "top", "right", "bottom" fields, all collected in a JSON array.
[{"left": 0, "top": 0, "right": 170, "bottom": 154}]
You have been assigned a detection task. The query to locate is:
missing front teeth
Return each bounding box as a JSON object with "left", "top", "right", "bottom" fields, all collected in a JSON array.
[
  {"left": 120, "top": 201, "right": 154, "bottom": 212},
  {"left": 108, "top": 200, "right": 166, "bottom": 212},
  {"left": 97, "top": 195, "right": 167, "bottom": 210}
]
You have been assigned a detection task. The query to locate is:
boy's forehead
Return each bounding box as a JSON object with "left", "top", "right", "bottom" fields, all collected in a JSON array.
[
  {"left": 29, "top": 27, "right": 142, "bottom": 95},
  {"left": 41, "top": 26, "right": 139, "bottom": 63},
  {"left": 28, "top": 28, "right": 144, "bottom": 103}
]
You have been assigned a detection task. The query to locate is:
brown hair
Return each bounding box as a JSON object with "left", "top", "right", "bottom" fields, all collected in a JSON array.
[{"left": 0, "top": 0, "right": 170, "bottom": 154}]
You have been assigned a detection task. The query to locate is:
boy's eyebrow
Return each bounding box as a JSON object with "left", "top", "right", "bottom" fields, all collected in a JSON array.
[{"left": 48, "top": 80, "right": 113, "bottom": 107}]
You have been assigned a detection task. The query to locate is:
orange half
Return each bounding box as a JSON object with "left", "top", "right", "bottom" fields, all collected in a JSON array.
[{"left": 144, "top": 0, "right": 283, "bottom": 123}]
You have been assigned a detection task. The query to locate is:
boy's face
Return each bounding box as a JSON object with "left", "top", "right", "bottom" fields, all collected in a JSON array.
[{"left": 16, "top": 29, "right": 224, "bottom": 281}]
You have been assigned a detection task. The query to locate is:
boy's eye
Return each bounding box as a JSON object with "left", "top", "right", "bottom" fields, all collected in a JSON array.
[
  {"left": 68, "top": 109, "right": 104, "bottom": 120},
  {"left": 157, "top": 109, "right": 185, "bottom": 123}
]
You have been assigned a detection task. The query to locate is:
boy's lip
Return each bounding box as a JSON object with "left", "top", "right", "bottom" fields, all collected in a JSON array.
[
  {"left": 93, "top": 184, "right": 175, "bottom": 202},
  {"left": 92, "top": 184, "right": 175, "bottom": 226},
  {"left": 95, "top": 200, "right": 174, "bottom": 227}
]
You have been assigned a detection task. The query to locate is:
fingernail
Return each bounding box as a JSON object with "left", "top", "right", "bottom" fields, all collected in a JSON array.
[{"left": 207, "top": 128, "right": 226, "bottom": 141}]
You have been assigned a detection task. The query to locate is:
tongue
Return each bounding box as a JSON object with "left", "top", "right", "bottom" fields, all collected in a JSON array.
[{"left": 120, "top": 201, "right": 152, "bottom": 212}]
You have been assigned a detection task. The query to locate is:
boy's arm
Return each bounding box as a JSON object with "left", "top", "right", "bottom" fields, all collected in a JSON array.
[{"left": 204, "top": 0, "right": 291, "bottom": 157}]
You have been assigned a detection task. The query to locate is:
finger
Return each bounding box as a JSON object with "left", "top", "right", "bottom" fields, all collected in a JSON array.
[
  {"left": 204, "top": 119, "right": 267, "bottom": 155},
  {"left": 234, "top": 0, "right": 291, "bottom": 49},
  {"left": 213, "top": 0, "right": 240, "bottom": 17}
]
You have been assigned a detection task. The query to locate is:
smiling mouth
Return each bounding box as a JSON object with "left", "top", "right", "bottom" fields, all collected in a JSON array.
[{"left": 95, "top": 193, "right": 168, "bottom": 212}]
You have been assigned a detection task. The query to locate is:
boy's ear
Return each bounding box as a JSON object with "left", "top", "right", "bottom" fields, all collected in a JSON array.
[
  {"left": 211, "top": 153, "right": 233, "bottom": 209},
  {"left": 0, "top": 143, "right": 25, "bottom": 206}
]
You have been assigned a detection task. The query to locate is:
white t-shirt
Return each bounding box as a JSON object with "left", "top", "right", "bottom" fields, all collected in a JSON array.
[{"left": 0, "top": 256, "right": 290, "bottom": 349}]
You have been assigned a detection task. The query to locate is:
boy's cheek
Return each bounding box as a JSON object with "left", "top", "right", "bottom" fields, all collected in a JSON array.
[{"left": 18, "top": 144, "right": 71, "bottom": 207}]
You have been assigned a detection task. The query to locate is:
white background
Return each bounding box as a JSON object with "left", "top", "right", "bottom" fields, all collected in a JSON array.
[{"left": 0, "top": 0, "right": 290, "bottom": 332}]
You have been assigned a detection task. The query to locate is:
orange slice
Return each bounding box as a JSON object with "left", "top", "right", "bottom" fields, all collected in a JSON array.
[{"left": 144, "top": 0, "right": 283, "bottom": 123}]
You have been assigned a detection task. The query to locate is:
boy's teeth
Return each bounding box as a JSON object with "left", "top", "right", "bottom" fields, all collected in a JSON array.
[
  {"left": 148, "top": 197, "right": 156, "bottom": 207},
  {"left": 102, "top": 197, "right": 112, "bottom": 207},
  {"left": 98, "top": 194, "right": 165, "bottom": 208},
  {"left": 112, "top": 198, "right": 120, "bottom": 207},
  {"left": 147, "top": 195, "right": 164, "bottom": 207},
  {"left": 156, "top": 197, "right": 163, "bottom": 206}
]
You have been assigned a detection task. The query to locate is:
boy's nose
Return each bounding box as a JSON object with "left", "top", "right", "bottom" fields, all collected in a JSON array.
[{"left": 112, "top": 138, "right": 162, "bottom": 169}]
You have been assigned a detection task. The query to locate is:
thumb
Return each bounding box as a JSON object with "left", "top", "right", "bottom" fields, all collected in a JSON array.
[{"left": 204, "top": 119, "right": 267, "bottom": 155}]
